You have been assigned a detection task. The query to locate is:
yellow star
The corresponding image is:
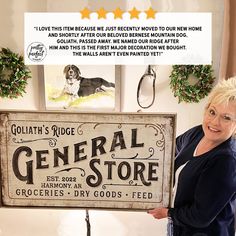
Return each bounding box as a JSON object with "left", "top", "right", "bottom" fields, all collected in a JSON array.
[
  {"left": 97, "top": 8, "right": 107, "bottom": 19},
  {"left": 145, "top": 7, "right": 157, "bottom": 19},
  {"left": 129, "top": 7, "right": 140, "bottom": 19},
  {"left": 80, "top": 7, "right": 90, "bottom": 19},
  {"left": 113, "top": 7, "right": 123, "bottom": 19}
]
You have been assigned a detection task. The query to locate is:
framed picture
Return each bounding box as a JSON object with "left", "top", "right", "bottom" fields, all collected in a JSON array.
[
  {"left": 41, "top": 65, "right": 120, "bottom": 112},
  {"left": 0, "top": 111, "right": 175, "bottom": 210}
]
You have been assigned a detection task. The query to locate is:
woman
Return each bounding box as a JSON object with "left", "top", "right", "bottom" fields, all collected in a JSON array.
[{"left": 148, "top": 77, "right": 236, "bottom": 236}]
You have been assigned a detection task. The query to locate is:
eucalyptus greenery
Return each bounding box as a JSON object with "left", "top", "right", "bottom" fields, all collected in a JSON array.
[
  {"left": 169, "top": 65, "right": 215, "bottom": 103},
  {"left": 0, "top": 48, "right": 31, "bottom": 99}
]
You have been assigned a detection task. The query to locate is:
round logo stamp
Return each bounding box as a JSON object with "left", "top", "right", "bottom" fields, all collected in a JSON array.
[{"left": 27, "top": 42, "right": 47, "bottom": 62}]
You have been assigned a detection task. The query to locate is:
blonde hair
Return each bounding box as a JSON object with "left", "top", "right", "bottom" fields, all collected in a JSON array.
[
  {"left": 206, "top": 77, "right": 236, "bottom": 138},
  {"left": 206, "top": 76, "right": 236, "bottom": 106}
]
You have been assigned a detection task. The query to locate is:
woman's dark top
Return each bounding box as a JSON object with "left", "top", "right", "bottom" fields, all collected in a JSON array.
[{"left": 168, "top": 125, "right": 236, "bottom": 236}]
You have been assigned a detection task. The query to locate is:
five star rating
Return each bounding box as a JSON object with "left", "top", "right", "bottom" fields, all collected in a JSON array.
[{"left": 80, "top": 7, "right": 157, "bottom": 19}]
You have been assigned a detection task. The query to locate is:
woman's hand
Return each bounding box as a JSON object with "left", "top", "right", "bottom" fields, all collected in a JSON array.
[{"left": 148, "top": 208, "right": 168, "bottom": 219}]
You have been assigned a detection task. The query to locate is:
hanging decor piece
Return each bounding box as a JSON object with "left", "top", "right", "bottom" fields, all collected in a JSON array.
[
  {"left": 169, "top": 65, "right": 215, "bottom": 103},
  {"left": 0, "top": 111, "right": 176, "bottom": 210},
  {"left": 137, "top": 65, "right": 157, "bottom": 109},
  {"left": 0, "top": 48, "right": 31, "bottom": 99}
]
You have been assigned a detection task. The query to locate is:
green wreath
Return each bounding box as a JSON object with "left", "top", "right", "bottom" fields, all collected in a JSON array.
[
  {"left": 0, "top": 48, "right": 31, "bottom": 99},
  {"left": 169, "top": 65, "right": 215, "bottom": 103}
]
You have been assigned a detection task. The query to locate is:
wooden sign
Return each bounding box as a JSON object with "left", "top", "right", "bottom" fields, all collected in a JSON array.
[{"left": 0, "top": 111, "right": 175, "bottom": 210}]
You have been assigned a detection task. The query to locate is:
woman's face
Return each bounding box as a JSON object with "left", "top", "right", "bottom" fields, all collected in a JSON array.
[{"left": 202, "top": 101, "right": 236, "bottom": 145}]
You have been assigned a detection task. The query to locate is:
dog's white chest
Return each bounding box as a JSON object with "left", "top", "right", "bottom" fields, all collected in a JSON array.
[{"left": 64, "top": 80, "right": 81, "bottom": 96}]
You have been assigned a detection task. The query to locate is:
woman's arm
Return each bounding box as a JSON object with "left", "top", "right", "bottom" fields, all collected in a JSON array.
[
  {"left": 167, "top": 154, "right": 236, "bottom": 228},
  {"left": 148, "top": 208, "right": 169, "bottom": 219}
]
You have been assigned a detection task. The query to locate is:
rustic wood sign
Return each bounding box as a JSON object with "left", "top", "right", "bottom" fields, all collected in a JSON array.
[{"left": 0, "top": 111, "right": 175, "bottom": 210}]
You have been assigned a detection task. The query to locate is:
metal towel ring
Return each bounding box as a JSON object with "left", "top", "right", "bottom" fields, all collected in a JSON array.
[{"left": 137, "top": 65, "right": 156, "bottom": 109}]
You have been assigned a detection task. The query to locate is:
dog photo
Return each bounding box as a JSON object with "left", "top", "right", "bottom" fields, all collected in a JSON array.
[{"left": 44, "top": 65, "right": 117, "bottom": 111}]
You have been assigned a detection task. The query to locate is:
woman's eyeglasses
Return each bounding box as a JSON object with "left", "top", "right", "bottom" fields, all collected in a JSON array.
[{"left": 206, "top": 107, "right": 236, "bottom": 124}]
